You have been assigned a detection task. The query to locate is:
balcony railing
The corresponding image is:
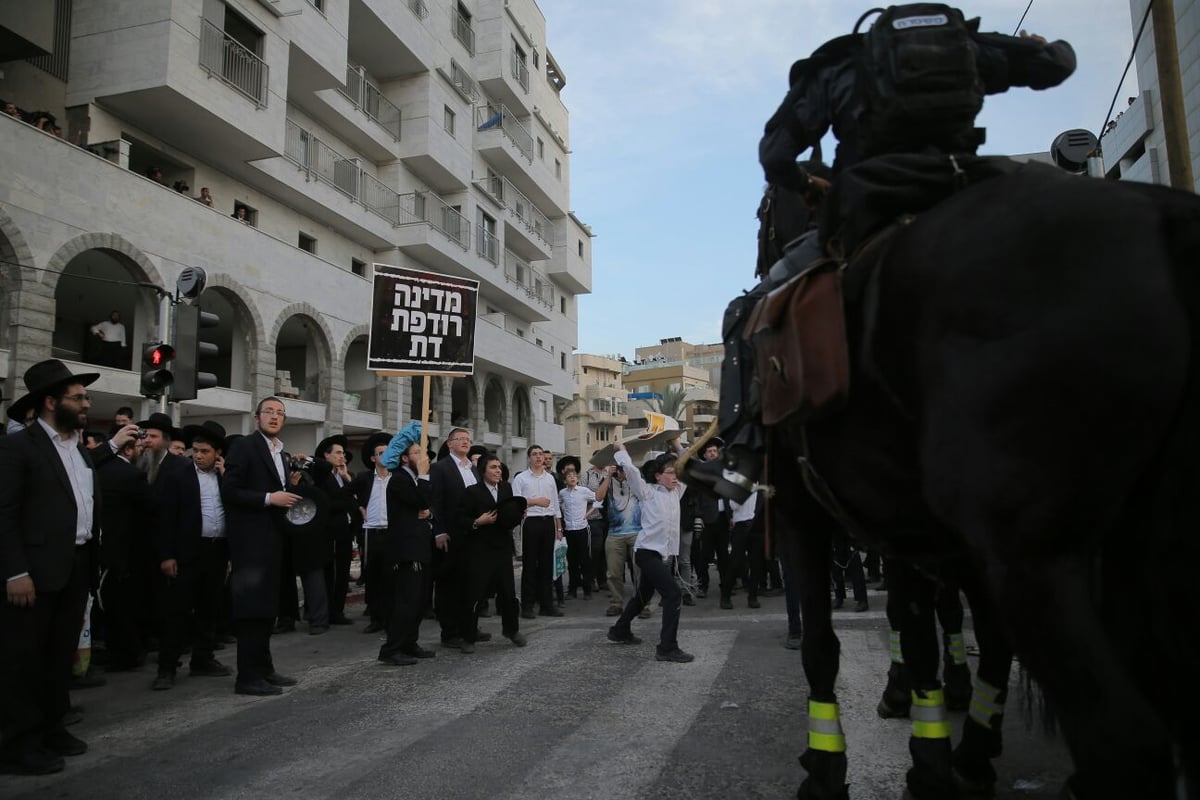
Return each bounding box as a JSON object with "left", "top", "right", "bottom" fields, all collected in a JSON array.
[
  {"left": 511, "top": 50, "right": 529, "bottom": 92},
  {"left": 452, "top": 9, "right": 475, "bottom": 55},
  {"left": 398, "top": 191, "right": 470, "bottom": 249},
  {"left": 473, "top": 174, "right": 552, "bottom": 250},
  {"left": 199, "top": 19, "right": 269, "bottom": 108},
  {"left": 449, "top": 59, "right": 478, "bottom": 102},
  {"left": 475, "top": 103, "right": 533, "bottom": 162},
  {"left": 407, "top": 0, "right": 428, "bottom": 20},
  {"left": 340, "top": 64, "right": 401, "bottom": 140},
  {"left": 284, "top": 119, "right": 401, "bottom": 226},
  {"left": 477, "top": 228, "right": 499, "bottom": 263},
  {"left": 504, "top": 249, "right": 554, "bottom": 308}
]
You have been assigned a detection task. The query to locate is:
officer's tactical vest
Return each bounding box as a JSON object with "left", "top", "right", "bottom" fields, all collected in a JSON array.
[{"left": 857, "top": 3, "right": 984, "bottom": 156}]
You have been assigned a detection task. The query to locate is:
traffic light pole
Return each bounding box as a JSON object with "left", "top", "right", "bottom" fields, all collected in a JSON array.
[{"left": 157, "top": 293, "right": 173, "bottom": 415}]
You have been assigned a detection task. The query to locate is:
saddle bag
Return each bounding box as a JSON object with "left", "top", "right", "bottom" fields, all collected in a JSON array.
[{"left": 744, "top": 260, "right": 850, "bottom": 426}]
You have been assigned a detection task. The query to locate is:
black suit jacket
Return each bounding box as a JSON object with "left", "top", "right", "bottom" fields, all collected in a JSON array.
[
  {"left": 459, "top": 481, "right": 517, "bottom": 553},
  {"left": 0, "top": 423, "right": 102, "bottom": 590},
  {"left": 158, "top": 461, "right": 224, "bottom": 564},
  {"left": 97, "top": 455, "right": 151, "bottom": 575},
  {"left": 221, "top": 432, "right": 289, "bottom": 619},
  {"left": 320, "top": 470, "right": 359, "bottom": 539},
  {"left": 385, "top": 468, "right": 433, "bottom": 565},
  {"left": 430, "top": 456, "right": 477, "bottom": 539}
]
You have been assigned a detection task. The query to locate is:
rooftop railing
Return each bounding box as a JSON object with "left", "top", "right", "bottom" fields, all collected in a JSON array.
[
  {"left": 475, "top": 102, "right": 533, "bottom": 163},
  {"left": 340, "top": 64, "right": 401, "bottom": 140},
  {"left": 199, "top": 19, "right": 269, "bottom": 107}
]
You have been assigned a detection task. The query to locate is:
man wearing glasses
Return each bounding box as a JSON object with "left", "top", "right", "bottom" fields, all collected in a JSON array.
[
  {"left": 0, "top": 360, "right": 139, "bottom": 774},
  {"left": 221, "top": 397, "right": 302, "bottom": 696},
  {"left": 429, "top": 427, "right": 481, "bottom": 650}
]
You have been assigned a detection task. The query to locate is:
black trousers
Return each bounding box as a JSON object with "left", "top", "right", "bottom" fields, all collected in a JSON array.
[
  {"left": 232, "top": 617, "right": 274, "bottom": 684},
  {"left": 520, "top": 517, "right": 556, "bottom": 612},
  {"left": 379, "top": 562, "right": 428, "bottom": 658},
  {"left": 0, "top": 545, "right": 91, "bottom": 752},
  {"left": 324, "top": 531, "right": 353, "bottom": 619},
  {"left": 564, "top": 528, "right": 591, "bottom": 593},
  {"left": 159, "top": 538, "right": 228, "bottom": 675},
  {"left": 588, "top": 518, "right": 607, "bottom": 590},
  {"left": 363, "top": 529, "right": 393, "bottom": 626},
  {"left": 466, "top": 546, "right": 520, "bottom": 638},
  {"left": 433, "top": 543, "right": 470, "bottom": 642},
  {"left": 729, "top": 519, "right": 765, "bottom": 600},
  {"left": 698, "top": 519, "right": 730, "bottom": 593},
  {"left": 100, "top": 570, "right": 145, "bottom": 668},
  {"left": 278, "top": 536, "right": 298, "bottom": 622},
  {"left": 614, "top": 549, "right": 682, "bottom": 654}
]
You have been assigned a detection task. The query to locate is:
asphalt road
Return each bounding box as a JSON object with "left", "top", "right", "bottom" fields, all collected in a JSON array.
[{"left": 0, "top": 586, "right": 1071, "bottom": 800}]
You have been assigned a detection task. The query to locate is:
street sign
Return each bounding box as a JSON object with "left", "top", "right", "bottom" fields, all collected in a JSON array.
[{"left": 367, "top": 264, "right": 479, "bottom": 375}]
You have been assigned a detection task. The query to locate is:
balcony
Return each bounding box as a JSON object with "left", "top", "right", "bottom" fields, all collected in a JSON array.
[
  {"left": 200, "top": 19, "right": 269, "bottom": 108},
  {"left": 394, "top": 190, "right": 473, "bottom": 273},
  {"left": 475, "top": 32, "right": 532, "bottom": 116},
  {"left": 339, "top": 64, "right": 401, "bottom": 140},
  {"left": 511, "top": 49, "right": 529, "bottom": 92},
  {"left": 353, "top": 0, "right": 434, "bottom": 76},
  {"left": 474, "top": 174, "right": 553, "bottom": 261},
  {"left": 476, "top": 102, "right": 533, "bottom": 164},
  {"left": 546, "top": 220, "right": 591, "bottom": 294},
  {"left": 474, "top": 315, "right": 559, "bottom": 388},
  {"left": 452, "top": 8, "right": 475, "bottom": 56},
  {"left": 283, "top": 119, "right": 402, "bottom": 227},
  {"left": 504, "top": 249, "right": 554, "bottom": 310}
]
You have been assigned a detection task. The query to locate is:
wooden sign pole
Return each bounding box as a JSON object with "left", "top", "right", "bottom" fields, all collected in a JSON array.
[{"left": 419, "top": 374, "right": 431, "bottom": 455}]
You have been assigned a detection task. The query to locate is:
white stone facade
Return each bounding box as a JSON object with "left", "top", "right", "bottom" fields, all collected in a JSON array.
[{"left": 0, "top": 0, "right": 591, "bottom": 464}]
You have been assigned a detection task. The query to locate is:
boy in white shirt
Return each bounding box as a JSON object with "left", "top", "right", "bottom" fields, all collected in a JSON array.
[
  {"left": 606, "top": 443, "right": 693, "bottom": 663},
  {"left": 557, "top": 457, "right": 608, "bottom": 600}
]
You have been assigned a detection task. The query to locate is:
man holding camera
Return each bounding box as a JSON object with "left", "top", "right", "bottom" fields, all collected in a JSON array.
[{"left": 221, "top": 397, "right": 301, "bottom": 696}]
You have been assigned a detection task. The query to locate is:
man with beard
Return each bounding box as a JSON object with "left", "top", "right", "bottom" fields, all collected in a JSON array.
[
  {"left": 220, "top": 397, "right": 302, "bottom": 696},
  {"left": 134, "top": 412, "right": 185, "bottom": 650},
  {"left": 0, "top": 361, "right": 134, "bottom": 774}
]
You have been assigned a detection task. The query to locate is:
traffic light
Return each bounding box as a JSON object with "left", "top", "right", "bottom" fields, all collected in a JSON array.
[
  {"left": 172, "top": 303, "right": 220, "bottom": 402},
  {"left": 140, "top": 342, "right": 175, "bottom": 398}
]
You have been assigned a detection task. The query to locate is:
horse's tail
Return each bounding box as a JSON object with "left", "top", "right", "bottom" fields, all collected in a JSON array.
[{"left": 1016, "top": 664, "right": 1058, "bottom": 738}]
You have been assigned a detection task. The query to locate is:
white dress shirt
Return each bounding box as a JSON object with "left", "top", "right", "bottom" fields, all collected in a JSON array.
[
  {"left": 90, "top": 319, "right": 126, "bottom": 347},
  {"left": 510, "top": 469, "right": 561, "bottom": 518},
  {"left": 364, "top": 472, "right": 391, "bottom": 528},
  {"left": 196, "top": 464, "right": 226, "bottom": 538},
  {"left": 452, "top": 454, "right": 477, "bottom": 488},
  {"left": 614, "top": 450, "right": 682, "bottom": 558},
  {"left": 721, "top": 493, "right": 758, "bottom": 525},
  {"left": 559, "top": 485, "right": 597, "bottom": 531},
  {"left": 37, "top": 418, "right": 94, "bottom": 545},
  {"left": 260, "top": 432, "right": 287, "bottom": 507}
]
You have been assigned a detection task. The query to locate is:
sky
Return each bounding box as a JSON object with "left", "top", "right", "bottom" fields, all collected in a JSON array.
[{"left": 541, "top": 1, "right": 1140, "bottom": 359}]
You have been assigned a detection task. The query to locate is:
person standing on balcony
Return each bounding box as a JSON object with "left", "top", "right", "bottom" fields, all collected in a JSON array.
[{"left": 89, "top": 310, "right": 127, "bottom": 369}]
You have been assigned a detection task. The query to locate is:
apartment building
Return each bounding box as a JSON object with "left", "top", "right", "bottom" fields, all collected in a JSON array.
[
  {"left": 622, "top": 355, "right": 717, "bottom": 443},
  {"left": 0, "top": 0, "right": 592, "bottom": 460},
  {"left": 561, "top": 353, "right": 627, "bottom": 463},
  {"left": 1102, "top": 0, "right": 1199, "bottom": 190}
]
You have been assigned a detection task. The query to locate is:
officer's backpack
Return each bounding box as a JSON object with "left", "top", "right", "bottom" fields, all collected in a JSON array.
[{"left": 857, "top": 3, "right": 984, "bottom": 155}]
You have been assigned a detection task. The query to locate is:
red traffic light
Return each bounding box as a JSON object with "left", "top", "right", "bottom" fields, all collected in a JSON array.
[{"left": 144, "top": 343, "right": 175, "bottom": 367}]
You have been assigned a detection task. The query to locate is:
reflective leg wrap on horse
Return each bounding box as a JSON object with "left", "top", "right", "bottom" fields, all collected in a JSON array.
[
  {"left": 943, "top": 632, "right": 971, "bottom": 712},
  {"left": 952, "top": 676, "right": 1007, "bottom": 794},
  {"left": 906, "top": 688, "right": 954, "bottom": 800},
  {"left": 798, "top": 706, "right": 850, "bottom": 800}
]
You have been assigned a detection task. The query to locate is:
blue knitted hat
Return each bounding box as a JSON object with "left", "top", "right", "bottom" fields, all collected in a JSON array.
[{"left": 381, "top": 421, "right": 423, "bottom": 470}]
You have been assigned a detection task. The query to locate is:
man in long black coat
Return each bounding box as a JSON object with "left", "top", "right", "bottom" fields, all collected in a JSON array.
[
  {"left": 316, "top": 435, "right": 358, "bottom": 625},
  {"left": 428, "top": 427, "right": 478, "bottom": 648},
  {"left": 220, "top": 397, "right": 302, "bottom": 696},
  {"left": 458, "top": 453, "right": 526, "bottom": 648},
  {"left": 96, "top": 434, "right": 151, "bottom": 672}
]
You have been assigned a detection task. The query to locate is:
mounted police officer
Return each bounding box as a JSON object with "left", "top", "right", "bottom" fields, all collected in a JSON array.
[{"left": 685, "top": 4, "right": 1076, "bottom": 501}]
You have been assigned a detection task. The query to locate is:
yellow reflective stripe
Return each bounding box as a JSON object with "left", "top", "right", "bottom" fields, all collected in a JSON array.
[
  {"left": 969, "top": 676, "right": 1004, "bottom": 730},
  {"left": 808, "top": 731, "right": 847, "bottom": 752},
  {"left": 807, "top": 700, "right": 846, "bottom": 751},
  {"left": 912, "top": 719, "right": 953, "bottom": 739},
  {"left": 911, "top": 690, "right": 951, "bottom": 739},
  {"left": 889, "top": 630, "right": 904, "bottom": 664},
  {"left": 809, "top": 700, "right": 841, "bottom": 722},
  {"left": 947, "top": 633, "right": 967, "bottom": 665}
]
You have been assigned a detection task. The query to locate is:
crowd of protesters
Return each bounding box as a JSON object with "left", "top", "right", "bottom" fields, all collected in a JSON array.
[{"left": 0, "top": 358, "right": 880, "bottom": 777}]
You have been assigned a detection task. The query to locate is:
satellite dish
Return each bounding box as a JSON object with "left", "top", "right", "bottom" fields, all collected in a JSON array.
[{"left": 1051, "top": 129, "right": 1099, "bottom": 174}]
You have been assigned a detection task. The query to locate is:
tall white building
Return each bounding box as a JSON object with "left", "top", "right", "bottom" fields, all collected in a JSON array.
[
  {"left": 1103, "top": 0, "right": 1199, "bottom": 190},
  {"left": 0, "top": 0, "right": 592, "bottom": 460}
]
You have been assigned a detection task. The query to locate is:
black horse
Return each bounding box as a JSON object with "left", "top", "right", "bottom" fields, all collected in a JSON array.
[{"left": 767, "top": 163, "right": 1200, "bottom": 799}]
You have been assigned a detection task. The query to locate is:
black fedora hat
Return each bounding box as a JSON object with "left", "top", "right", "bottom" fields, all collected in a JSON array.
[
  {"left": 555, "top": 455, "right": 581, "bottom": 476},
  {"left": 467, "top": 444, "right": 490, "bottom": 462},
  {"left": 6, "top": 359, "right": 100, "bottom": 422},
  {"left": 181, "top": 420, "right": 227, "bottom": 450},
  {"left": 316, "top": 434, "right": 351, "bottom": 463},
  {"left": 495, "top": 495, "right": 528, "bottom": 530},
  {"left": 136, "top": 412, "right": 175, "bottom": 435},
  {"left": 362, "top": 432, "right": 392, "bottom": 467}
]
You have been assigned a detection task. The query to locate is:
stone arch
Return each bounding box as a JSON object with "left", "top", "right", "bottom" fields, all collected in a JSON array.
[
  {"left": 512, "top": 384, "right": 532, "bottom": 439},
  {"left": 270, "top": 303, "right": 337, "bottom": 404},
  {"left": 0, "top": 204, "right": 35, "bottom": 291},
  {"left": 450, "top": 376, "right": 477, "bottom": 429},
  {"left": 340, "top": 324, "right": 380, "bottom": 414},
  {"left": 483, "top": 376, "right": 506, "bottom": 435},
  {"left": 195, "top": 274, "right": 267, "bottom": 393},
  {"left": 42, "top": 232, "right": 165, "bottom": 294}
]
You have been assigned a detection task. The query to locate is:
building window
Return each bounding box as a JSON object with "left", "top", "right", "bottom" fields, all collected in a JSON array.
[
  {"left": 578, "top": 239, "right": 584, "bottom": 257},
  {"left": 444, "top": 105, "right": 456, "bottom": 135},
  {"left": 351, "top": 258, "right": 366, "bottom": 277},
  {"left": 560, "top": 296, "right": 567, "bottom": 315},
  {"left": 537, "top": 137, "right": 544, "bottom": 160},
  {"left": 306, "top": 0, "right": 325, "bottom": 12},
  {"left": 560, "top": 352, "right": 567, "bottom": 370},
  {"left": 477, "top": 209, "right": 498, "bottom": 263},
  {"left": 539, "top": 398, "right": 548, "bottom": 422},
  {"left": 555, "top": 158, "right": 562, "bottom": 179},
  {"left": 232, "top": 201, "right": 257, "bottom": 226},
  {"left": 298, "top": 232, "right": 317, "bottom": 253},
  {"left": 532, "top": 48, "right": 540, "bottom": 69},
  {"left": 453, "top": 2, "right": 475, "bottom": 55},
  {"left": 586, "top": 432, "right": 590, "bottom": 445}
]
